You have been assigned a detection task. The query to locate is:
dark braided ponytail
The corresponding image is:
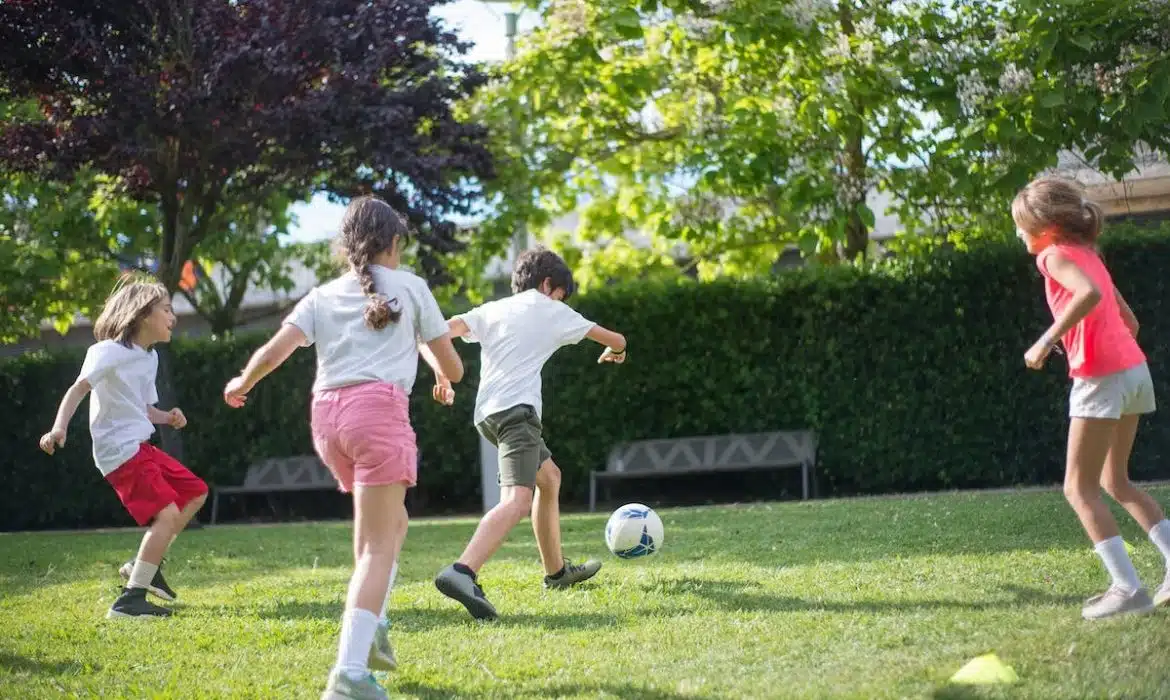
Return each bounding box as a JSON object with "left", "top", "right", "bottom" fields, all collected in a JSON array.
[{"left": 338, "top": 195, "right": 409, "bottom": 330}]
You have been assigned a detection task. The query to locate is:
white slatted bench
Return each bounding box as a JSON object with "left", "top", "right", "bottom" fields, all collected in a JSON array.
[{"left": 588, "top": 430, "right": 819, "bottom": 512}]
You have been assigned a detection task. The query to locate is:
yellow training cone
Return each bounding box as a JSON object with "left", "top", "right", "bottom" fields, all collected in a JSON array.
[{"left": 949, "top": 653, "right": 1019, "bottom": 685}]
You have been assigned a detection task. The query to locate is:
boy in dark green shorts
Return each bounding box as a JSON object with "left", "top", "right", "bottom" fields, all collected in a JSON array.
[{"left": 431, "top": 247, "right": 628, "bottom": 620}]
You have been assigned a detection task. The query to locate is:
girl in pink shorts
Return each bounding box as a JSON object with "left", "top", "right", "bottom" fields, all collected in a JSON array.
[
  {"left": 224, "top": 196, "right": 463, "bottom": 700},
  {"left": 1014, "top": 176, "right": 1170, "bottom": 620}
]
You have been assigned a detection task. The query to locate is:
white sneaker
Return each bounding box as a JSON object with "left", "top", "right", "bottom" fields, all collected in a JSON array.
[
  {"left": 1082, "top": 585, "right": 1155, "bottom": 620},
  {"left": 1154, "top": 575, "right": 1170, "bottom": 608}
]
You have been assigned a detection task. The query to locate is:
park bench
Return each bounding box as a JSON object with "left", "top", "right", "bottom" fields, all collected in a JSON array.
[
  {"left": 588, "top": 430, "right": 819, "bottom": 512},
  {"left": 209, "top": 455, "right": 338, "bottom": 524}
]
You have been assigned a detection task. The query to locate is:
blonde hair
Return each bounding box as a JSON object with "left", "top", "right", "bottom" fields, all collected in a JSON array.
[
  {"left": 1011, "top": 176, "right": 1104, "bottom": 245},
  {"left": 93, "top": 274, "right": 170, "bottom": 347}
]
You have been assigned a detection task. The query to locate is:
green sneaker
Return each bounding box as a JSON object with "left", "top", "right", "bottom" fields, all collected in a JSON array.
[
  {"left": 543, "top": 558, "right": 602, "bottom": 589},
  {"left": 321, "top": 670, "right": 388, "bottom": 700},
  {"left": 434, "top": 564, "right": 498, "bottom": 620},
  {"left": 367, "top": 620, "right": 396, "bottom": 671}
]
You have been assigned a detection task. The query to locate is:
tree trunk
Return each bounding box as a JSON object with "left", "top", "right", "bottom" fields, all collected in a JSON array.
[
  {"left": 155, "top": 194, "right": 187, "bottom": 460},
  {"left": 838, "top": 1, "right": 870, "bottom": 263},
  {"left": 153, "top": 343, "right": 184, "bottom": 461}
]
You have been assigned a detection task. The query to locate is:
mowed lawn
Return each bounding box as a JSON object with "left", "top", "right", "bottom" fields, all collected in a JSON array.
[{"left": 4, "top": 489, "right": 1170, "bottom": 699}]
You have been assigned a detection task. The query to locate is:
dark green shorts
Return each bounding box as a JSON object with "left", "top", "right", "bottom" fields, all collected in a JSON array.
[{"left": 476, "top": 404, "right": 552, "bottom": 488}]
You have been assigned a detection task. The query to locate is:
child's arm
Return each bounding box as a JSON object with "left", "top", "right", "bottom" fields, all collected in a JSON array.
[
  {"left": 147, "top": 405, "right": 187, "bottom": 429},
  {"left": 39, "top": 379, "right": 92, "bottom": 455},
  {"left": 448, "top": 317, "right": 471, "bottom": 338},
  {"left": 1026, "top": 252, "right": 1102, "bottom": 368},
  {"left": 585, "top": 325, "right": 627, "bottom": 364},
  {"left": 417, "top": 333, "right": 463, "bottom": 405},
  {"left": 223, "top": 324, "right": 307, "bottom": 407},
  {"left": 1115, "top": 285, "right": 1139, "bottom": 338}
]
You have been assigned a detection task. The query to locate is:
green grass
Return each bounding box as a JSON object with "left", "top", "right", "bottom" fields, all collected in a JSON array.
[{"left": 3, "top": 489, "right": 1170, "bottom": 699}]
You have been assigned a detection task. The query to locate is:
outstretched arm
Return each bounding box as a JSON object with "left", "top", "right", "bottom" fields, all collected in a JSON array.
[
  {"left": 39, "top": 379, "right": 92, "bottom": 454},
  {"left": 586, "top": 325, "right": 627, "bottom": 364},
  {"left": 224, "top": 324, "right": 307, "bottom": 407}
]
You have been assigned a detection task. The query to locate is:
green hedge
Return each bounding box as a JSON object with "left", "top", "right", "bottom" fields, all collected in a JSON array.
[{"left": 3, "top": 226, "right": 1169, "bottom": 530}]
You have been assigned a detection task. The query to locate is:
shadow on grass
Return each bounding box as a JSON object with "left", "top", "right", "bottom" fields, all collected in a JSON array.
[
  {"left": 393, "top": 680, "right": 725, "bottom": 700},
  {"left": 216, "top": 600, "right": 623, "bottom": 631},
  {"left": 639, "top": 577, "right": 1082, "bottom": 615},
  {"left": 0, "top": 650, "right": 97, "bottom": 676},
  {"left": 931, "top": 685, "right": 1014, "bottom": 700}
]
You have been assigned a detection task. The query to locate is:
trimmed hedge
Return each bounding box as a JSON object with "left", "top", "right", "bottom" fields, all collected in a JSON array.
[{"left": 3, "top": 226, "right": 1169, "bottom": 530}]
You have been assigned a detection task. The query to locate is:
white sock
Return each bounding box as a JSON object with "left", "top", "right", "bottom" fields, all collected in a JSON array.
[
  {"left": 1149, "top": 520, "right": 1170, "bottom": 568},
  {"left": 128, "top": 560, "right": 158, "bottom": 590},
  {"left": 335, "top": 608, "right": 378, "bottom": 680},
  {"left": 379, "top": 561, "right": 398, "bottom": 623},
  {"left": 1094, "top": 536, "right": 1142, "bottom": 592}
]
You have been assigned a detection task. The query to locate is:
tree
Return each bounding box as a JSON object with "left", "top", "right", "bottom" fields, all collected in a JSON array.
[
  {"left": 0, "top": 0, "right": 494, "bottom": 292},
  {"left": 942, "top": 0, "right": 1170, "bottom": 187},
  {"left": 462, "top": 0, "right": 1018, "bottom": 289},
  {"left": 0, "top": 165, "right": 335, "bottom": 340},
  {"left": 0, "top": 0, "right": 494, "bottom": 455}
]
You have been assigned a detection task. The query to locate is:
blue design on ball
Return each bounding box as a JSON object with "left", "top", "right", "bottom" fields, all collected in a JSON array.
[
  {"left": 618, "top": 506, "right": 650, "bottom": 520},
  {"left": 614, "top": 524, "right": 657, "bottom": 559}
]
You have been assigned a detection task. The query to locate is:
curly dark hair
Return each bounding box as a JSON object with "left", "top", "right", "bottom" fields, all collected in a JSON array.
[
  {"left": 337, "top": 195, "right": 410, "bottom": 329},
  {"left": 511, "top": 246, "right": 576, "bottom": 299}
]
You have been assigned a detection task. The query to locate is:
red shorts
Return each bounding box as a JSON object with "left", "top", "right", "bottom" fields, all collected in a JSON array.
[
  {"left": 311, "top": 381, "right": 418, "bottom": 493},
  {"left": 105, "top": 443, "right": 209, "bottom": 526}
]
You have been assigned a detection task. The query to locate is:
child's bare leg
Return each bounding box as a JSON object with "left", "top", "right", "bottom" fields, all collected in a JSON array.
[
  {"left": 532, "top": 459, "right": 564, "bottom": 575},
  {"left": 1100, "top": 414, "right": 1165, "bottom": 529},
  {"left": 334, "top": 483, "right": 407, "bottom": 680},
  {"left": 532, "top": 459, "right": 602, "bottom": 588},
  {"left": 1102, "top": 414, "right": 1170, "bottom": 601},
  {"left": 1067, "top": 417, "right": 1154, "bottom": 619},
  {"left": 133, "top": 504, "right": 183, "bottom": 573},
  {"left": 167, "top": 492, "right": 208, "bottom": 547},
  {"left": 457, "top": 485, "right": 533, "bottom": 572}
]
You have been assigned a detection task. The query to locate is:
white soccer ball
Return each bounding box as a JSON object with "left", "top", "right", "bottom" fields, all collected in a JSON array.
[{"left": 604, "top": 503, "right": 664, "bottom": 558}]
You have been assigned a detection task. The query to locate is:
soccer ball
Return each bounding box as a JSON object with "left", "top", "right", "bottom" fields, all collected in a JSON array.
[{"left": 604, "top": 503, "right": 664, "bottom": 558}]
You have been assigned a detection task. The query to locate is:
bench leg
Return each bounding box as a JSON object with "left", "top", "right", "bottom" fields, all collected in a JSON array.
[
  {"left": 210, "top": 490, "right": 219, "bottom": 525},
  {"left": 589, "top": 473, "right": 597, "bottom": 513},
  {"left": 801, "top": 463, "right": 810, "bottom": 501}
]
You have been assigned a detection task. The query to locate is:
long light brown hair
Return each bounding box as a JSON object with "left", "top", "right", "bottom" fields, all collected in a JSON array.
[
  {"left": 1011, "top": 176, "right": 1104, "bottom": 245},
  {"left": 93, "top": 275, "right": 169, "bottom": 347}
]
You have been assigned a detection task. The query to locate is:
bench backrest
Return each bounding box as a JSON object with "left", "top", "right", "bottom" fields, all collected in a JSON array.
[
  {"left": 605, "top": 430, "right": 817, "bottom": 474},
  {"left": 241, "top": 456, "right": 338, "bottom": 489}
]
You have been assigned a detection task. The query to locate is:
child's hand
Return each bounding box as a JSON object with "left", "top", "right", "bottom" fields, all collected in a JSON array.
[
  {"left": 1024, "top": 340, "right": 1053, "bottom": 370},
  {"left": 432, "top": 376, "right": 455, "bottom": 406},
  {"left": 598, "top": 347, "right": 627, "bottom": 364},
  {"left": 168, "top": 408, "right": 187, "bottom": 429},
  {"left": 39, "top": 428, "right": 66, "bottom": 455},
  {"left": 223, "top": 376, "right": 250, "bottom": 408}
]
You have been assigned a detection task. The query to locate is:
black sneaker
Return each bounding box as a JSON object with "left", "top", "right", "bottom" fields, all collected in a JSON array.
[
  {"left": 106, "top": 587, "right": 173, "bottom": 619},
  {"left": 543, "top": 558, "right": 602, "bottom": 589},
  {"left": 434, "top": 564, "right": 498, "bottom": 620},
  {"left": 118, "top": 559, "right": 178, "bottom": 602}
]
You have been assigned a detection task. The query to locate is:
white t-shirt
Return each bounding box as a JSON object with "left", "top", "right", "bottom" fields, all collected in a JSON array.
[
  {"left": 284, "top": 266, "right": 449, "bottom": 394},
  {"left": 456, "top": 289, "right": 596, "bottom": 425},
  {"left": 78, "top": 340, "right": 159, "bottom": 475}
]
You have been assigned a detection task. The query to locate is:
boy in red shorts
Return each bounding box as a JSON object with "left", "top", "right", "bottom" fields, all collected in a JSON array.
[{"left": 39, "top": 277, "right": 207, "bottom": 619}]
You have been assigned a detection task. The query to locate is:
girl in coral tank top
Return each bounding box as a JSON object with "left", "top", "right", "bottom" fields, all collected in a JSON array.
[{"left": 1014, "top": 176, "right": 1169, "bottom": 620}]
